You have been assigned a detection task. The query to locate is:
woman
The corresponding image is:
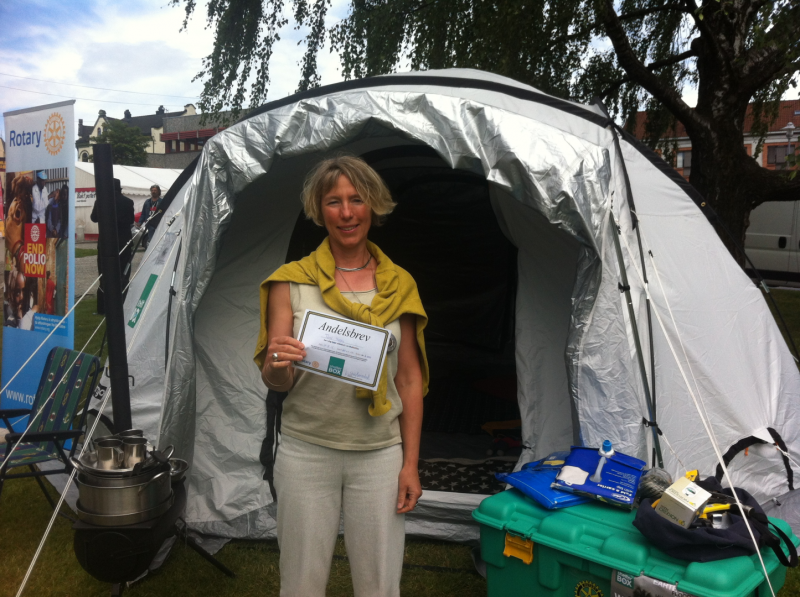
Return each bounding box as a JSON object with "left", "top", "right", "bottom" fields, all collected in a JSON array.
[{"left": 254, "top": 156, "right": 429, "bottom": 597}]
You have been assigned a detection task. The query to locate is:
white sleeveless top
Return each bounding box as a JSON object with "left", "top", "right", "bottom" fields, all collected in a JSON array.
[{"left": 280, "top": 282, "right": 404, "bottom": 450}]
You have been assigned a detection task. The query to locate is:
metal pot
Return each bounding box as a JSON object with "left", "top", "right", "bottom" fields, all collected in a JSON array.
[
  {"left": 76, "top": 493, "right": 174, "bottom": 527},
  {"left": 76, "top": 470, "right": 172, "bottom": 515},
  {"left": 72, "top": 444, "right": 174, "bottom": 478},
  {"left": 117, "top": 429, "right": 144, "bottom": 438},
  {"left": 77, "top": 462, "right": 169, "bottom": 488}
]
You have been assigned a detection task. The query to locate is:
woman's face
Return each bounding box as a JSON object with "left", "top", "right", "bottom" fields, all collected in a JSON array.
[{"left": 320, "top": 174, "right": 372, "bottom": 250}]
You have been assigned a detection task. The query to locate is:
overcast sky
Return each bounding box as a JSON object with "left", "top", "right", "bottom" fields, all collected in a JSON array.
[{"left": 0, "top": 0, "right": 349, "bottom": 141}]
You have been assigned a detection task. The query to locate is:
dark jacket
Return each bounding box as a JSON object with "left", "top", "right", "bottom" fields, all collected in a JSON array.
[
  {"left": 140, "top": 197, "right": 164, "bottom": 232},
  {"left": 91, "top": 193, "right": 135, "bottom": 251}
]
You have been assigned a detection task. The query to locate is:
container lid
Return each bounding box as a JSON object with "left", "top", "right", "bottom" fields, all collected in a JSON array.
[{"left": 473, "top": 489, "right": 798, "bottom": 597}]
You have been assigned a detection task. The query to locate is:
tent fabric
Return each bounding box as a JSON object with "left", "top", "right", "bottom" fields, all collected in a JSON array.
[{"left": 109, "top": 68, "right": 800, "bottom": 542}]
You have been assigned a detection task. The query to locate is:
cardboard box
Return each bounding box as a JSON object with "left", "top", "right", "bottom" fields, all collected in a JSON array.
[{"left": 654, "top": 477, "right": 711, "bottom": 529}]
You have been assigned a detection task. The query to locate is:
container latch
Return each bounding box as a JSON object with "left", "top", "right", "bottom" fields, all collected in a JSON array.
[{"left": 503, "top": 533, "right": 534, "bottom": 565}]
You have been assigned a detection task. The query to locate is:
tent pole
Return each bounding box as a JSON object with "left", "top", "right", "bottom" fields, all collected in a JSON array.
[
  {"left": 165, "top": 239, "right": 182, "bottom": 371},
  {"left": 609, "top": 211, "right": 664, "bottom": 468},
  {"left": 606, "top": 123, "right": 662, "bottom": 468}
]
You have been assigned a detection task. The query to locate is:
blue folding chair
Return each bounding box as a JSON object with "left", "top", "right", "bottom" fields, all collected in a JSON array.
[{"left": 0, "top": 347, "right": 101, "bottom": 516}]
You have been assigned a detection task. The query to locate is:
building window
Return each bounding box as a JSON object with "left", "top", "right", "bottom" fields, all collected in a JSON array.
[
  {"left": 767, "top": 144, "right": 796, "bottom": 169},
  {"left": 676, "top": 150, "right": 691, "bottom": 177},
  {"left": 80, "top": 152, "right": 89, "bottom": 162}
]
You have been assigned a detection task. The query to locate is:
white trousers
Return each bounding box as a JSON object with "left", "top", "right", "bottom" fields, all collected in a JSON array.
[{"left": 274, "top": 434, "right": 405, "bottom": 597}]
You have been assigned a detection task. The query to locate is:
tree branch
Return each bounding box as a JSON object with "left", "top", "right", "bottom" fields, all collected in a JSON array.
[
  {"left": 739, "top": 3, "right": 800, "bottom": 94},
  {"left": 600, "top": 49, "right": 696, "bottom": 99},
  {"left": 758, "top": 167, "right": 800, "bottom": 203},
  {"left": 773, "top": 59, "right": 800, "bottom": 81},
  {"left": 597, "top": 0, "right": 704, "bottom": 133},
  {"left": 551, "top": 3, "right": 690, "bottom": 45}
]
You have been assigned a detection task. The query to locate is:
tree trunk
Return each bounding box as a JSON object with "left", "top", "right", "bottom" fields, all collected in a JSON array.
[{"left": 689, "top": 134, "right": 761, "bottom": 266}]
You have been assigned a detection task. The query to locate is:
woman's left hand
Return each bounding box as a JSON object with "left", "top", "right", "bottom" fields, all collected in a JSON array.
[{"left": 396, "top": 464, "right": 423, "bottom": 514}]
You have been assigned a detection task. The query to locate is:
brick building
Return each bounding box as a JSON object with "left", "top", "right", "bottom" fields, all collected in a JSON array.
[{"left": 631, "top": 99, "right": 800, "bottom": 179}]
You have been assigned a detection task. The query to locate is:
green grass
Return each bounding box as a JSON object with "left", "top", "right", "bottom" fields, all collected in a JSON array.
[
  {"left": 75, "top": 248, "right": 98, "bottom": 258},
  {"left": 3, "top": 292, "right": 800, "bottom": 596}
]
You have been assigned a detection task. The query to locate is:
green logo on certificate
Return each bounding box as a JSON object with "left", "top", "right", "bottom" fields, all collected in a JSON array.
[{"left": 327, "top": 357, "right": 345, "bottom": 376}]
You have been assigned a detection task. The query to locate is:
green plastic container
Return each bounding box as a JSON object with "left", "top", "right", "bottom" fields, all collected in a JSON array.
[{"left": 472, "top": 489, "right": 798, "bottom": 597}]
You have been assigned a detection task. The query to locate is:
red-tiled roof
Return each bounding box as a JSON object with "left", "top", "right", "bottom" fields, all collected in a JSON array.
[{"left": 630, "top": 99, "right": 800, "bottom": 140}]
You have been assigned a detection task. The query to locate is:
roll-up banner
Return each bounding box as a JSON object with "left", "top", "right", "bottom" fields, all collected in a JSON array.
[{"left": 2, "top": 100, "right": 75, "bottom": 425}]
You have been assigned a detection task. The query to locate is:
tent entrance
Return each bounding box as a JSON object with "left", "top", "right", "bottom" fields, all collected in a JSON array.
[{"left": 284, "top": 146, "right": 521, "bottom": 494}]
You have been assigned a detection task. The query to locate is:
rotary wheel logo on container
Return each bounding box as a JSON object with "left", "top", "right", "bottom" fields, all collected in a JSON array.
[
  {"left": 44, "top": 112, "right": 66, "bottom": 155},
  {"left": 575, "top": 580, "right": 603, "bottom": 597}
]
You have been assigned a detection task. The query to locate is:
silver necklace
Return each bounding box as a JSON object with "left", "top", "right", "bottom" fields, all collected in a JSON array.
[{"left": 335, "top": 254, "right": 372, "bottom": 272}]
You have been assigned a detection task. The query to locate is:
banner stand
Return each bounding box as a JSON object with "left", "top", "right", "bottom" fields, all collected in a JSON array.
[{"left": 2, "top": 100, "right": 76, "bottom": 425}]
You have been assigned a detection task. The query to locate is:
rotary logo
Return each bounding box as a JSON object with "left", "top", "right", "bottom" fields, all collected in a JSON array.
[
  {"left": 30, "top": 226, "right": 41, "bottom": 242},
  {"left": 44, "top": 112, "right": 66, "bottom": 155},
  {"left": 575, "top": 580, "right": 603, "bottom": 597}
]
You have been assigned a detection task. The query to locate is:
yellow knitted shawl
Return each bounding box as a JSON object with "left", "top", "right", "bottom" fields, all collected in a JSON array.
[{"left": 254, "top": 237, "right": 429, "bottom": 417}]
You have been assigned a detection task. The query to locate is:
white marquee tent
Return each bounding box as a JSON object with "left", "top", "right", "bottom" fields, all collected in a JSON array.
[
  {"left": 74, "top": 163, "right": 182, "bottom": 236},
  {"left": 101, "top": 69, "right": 800, "bottom": 543}
]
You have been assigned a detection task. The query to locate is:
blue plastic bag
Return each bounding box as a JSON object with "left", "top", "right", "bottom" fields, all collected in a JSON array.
[{"left": 495, "top": 452, "right": 591, "bottom": 509}]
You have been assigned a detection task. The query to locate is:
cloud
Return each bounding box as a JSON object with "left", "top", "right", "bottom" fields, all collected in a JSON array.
[{"left": 0, "top": 0, "right": 350, "bottom": 140}]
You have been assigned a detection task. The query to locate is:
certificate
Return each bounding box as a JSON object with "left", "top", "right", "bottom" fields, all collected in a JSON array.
[{"left": 294, "top": 310, "right": 390, "bottom": 391}]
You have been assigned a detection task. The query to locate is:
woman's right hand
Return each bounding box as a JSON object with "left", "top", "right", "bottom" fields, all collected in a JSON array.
[
  {"left": 266, "top": 336, "right": 306, "bottom": 370},
  {"left": 261, "top": 335, "right": 306, "bottom": 389}
]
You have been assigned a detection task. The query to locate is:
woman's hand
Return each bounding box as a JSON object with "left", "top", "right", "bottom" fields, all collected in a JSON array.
[
  {"left": 396, "top": 464, "right": 422, "bottom": 514},
  {"left": 266, "top": 335, "right": 306, "bottom": 370},
  {"left": 261, "top": 335, "right": 305, "bottom": 389}
]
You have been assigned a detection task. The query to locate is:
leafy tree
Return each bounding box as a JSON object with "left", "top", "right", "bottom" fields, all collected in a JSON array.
[
  {"left": 89, "top": 119, "right": 152, "bottom": 167},
  {"left": 172, "top": 0, "right": 800, "bottom": 261}
]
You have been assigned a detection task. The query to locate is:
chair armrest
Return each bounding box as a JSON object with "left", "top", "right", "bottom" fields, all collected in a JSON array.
[
  {"left": 5, "top": 429, "right": 83, "bottom": 446},
  {"left": 0, "top": 409, "right": 33, "bottom": 419}
]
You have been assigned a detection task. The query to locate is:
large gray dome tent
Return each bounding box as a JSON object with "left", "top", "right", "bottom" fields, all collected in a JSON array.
[{"left": 107, "top": 68, "right": 800, "bottom": 543}]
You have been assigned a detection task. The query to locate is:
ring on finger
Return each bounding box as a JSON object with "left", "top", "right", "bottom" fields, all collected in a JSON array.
[{"left": 272, "top": 352, "right": 280, "bottom": 362}]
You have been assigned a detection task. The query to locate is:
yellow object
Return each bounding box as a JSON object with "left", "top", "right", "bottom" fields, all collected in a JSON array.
[
  {"left": 685, "top": 470, "right": 699, "bottom": 481},
  {"left": 697, "top": 503, "right": 732, "bottom": 519},
  {"left": 254, "top": 237, "right": 429, "bottom": 416},
  {"left": 504, "top": 533, "right": 534, "bottom": 565}
]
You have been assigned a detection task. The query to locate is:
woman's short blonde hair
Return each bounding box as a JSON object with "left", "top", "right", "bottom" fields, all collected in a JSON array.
[{"left": 302, "top": 155, "right": 396, "bottom": 227}]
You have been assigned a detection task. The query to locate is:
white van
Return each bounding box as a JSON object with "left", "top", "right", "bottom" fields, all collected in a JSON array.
[{"left": 745, "top": 201, "right": 800, "bottom": 285}]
